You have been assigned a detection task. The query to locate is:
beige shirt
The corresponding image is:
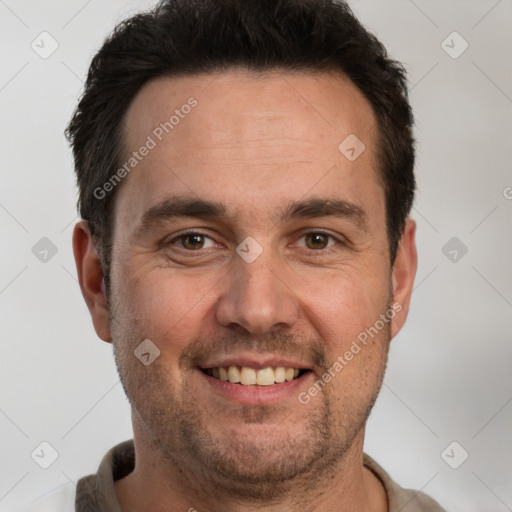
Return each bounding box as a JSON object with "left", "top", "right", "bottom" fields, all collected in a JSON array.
[{"left": 75, "top": 440, "right": 446, "bottom": 512}]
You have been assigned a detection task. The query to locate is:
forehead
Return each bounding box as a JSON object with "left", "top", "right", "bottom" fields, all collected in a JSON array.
[
  {"left": 116, "top": 69, "right": 382, "bottom": 230},
  {"left": 123, "top": 69, "right": 377, "bottom": 158}
]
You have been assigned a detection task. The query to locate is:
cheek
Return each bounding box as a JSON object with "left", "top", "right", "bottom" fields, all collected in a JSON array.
[
  {"left": 110, "top": 268, "right": 213, "bottom": 396},
  {"left": 288, "top": 265, "right": 391, "bottom": 347},
  {"left": 288, "top": 265, "right": 391, "bottom": 399},
  {"left": 114, "top": 265, "right": 221, "bottom": 351}
]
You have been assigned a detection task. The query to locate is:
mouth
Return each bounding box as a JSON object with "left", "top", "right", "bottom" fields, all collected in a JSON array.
[{"left": 200, "top": 366, "right": 311, "bottom": 386}]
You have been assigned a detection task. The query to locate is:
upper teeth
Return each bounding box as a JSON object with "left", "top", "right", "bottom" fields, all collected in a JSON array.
[{"left": 209, "top": 366, "right": 300, "bottom": 386}]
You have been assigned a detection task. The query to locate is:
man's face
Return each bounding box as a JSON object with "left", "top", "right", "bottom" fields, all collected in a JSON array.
[{"left": 104, "top": 70, "right": 410, "bottom": 491}]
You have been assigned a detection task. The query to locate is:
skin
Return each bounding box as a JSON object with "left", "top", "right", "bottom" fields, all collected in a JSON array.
[{"left": 73, "top": 70, "right": 417, "bottom": 512}]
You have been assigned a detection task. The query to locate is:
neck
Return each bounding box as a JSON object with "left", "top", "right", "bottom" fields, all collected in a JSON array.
[{"left": 115, "top": 426, "right": 388, "bottom": 512}]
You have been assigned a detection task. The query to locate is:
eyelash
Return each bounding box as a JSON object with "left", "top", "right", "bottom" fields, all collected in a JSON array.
[{"left": 168, "top": 230, "right": 344, "bottom": 254}]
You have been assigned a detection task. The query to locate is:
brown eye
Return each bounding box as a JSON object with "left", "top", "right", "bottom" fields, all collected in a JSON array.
[
  {"left": 304, "top": 232, "right": 330, "bottom": 250},
  {"left": 180, "top": 233, "right": 206, "bottom": 250},
  {"left": 168, "top": 232, "right": 217, "bottom": 252}
]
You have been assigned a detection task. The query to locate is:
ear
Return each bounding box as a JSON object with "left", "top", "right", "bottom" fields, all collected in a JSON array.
[
  {"left": 72, "top": 221, "right": 112, "bottom": 342},
  {"left": 390, "top": 218, "right": 417, "bottom": 339}
]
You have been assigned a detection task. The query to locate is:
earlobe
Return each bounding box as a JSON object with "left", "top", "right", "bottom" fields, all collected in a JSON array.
[
  {"left": 72, "top": 221, "right": 112, "bottom": 342},
  {"left": 390, "top": 218, "right": 418, "bottom": 339}
]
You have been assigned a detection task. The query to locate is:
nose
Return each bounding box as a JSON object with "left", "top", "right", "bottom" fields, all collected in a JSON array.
[{"left": 215, "top": 250, "right": 300, "bottom": 335}]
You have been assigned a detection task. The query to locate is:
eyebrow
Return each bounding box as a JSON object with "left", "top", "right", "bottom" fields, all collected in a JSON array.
[
  {"left": 277, "top": 197, "right": 367, "bottom": 230},
  {"left": 136, "top": 195, "right": 367, "bottom": 236},
  {"left": 136, "top": 197, "right": 227, "bottom": 237}
]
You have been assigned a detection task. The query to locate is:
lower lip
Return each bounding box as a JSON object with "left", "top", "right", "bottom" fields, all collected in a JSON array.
[{"left": 198, "top": 369, "right": 311, "bottom": 405}]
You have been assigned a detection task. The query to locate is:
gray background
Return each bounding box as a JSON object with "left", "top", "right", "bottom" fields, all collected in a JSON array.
[{"left": 1, "top": 0, "right": 511, "bottom": 510}]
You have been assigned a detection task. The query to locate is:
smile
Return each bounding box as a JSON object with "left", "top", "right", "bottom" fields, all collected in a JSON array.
[{"left": 201, "top": 366, "right": 310, "bottom": 386}]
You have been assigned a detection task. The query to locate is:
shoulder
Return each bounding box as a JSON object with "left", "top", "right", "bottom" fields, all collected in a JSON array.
[
  {"left": 15, "top": 483, "right": 76, "bottom": 512},
  {"left": 363, "top": 453, "right": 447, "bottom": 512}
]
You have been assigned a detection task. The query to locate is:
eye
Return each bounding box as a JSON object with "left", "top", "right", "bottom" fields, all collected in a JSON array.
[
  {"left": 298, "top": 232, "right": 338, "bottom": 250},
  {"left": 172, "top": 232, "right": 217, "bottom": 250}
]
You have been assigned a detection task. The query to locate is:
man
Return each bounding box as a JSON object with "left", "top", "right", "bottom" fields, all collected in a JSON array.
[{"left": 35, "top": 0, "right": 446, "bottom": 510}]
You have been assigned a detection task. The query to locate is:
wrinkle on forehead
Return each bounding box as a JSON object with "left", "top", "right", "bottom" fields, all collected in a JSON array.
[{"left": 122, "top": 69, "right": 378, "bottom": 169}]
